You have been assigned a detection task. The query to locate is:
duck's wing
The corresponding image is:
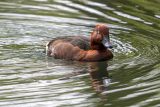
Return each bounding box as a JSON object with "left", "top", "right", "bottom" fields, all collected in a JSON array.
[
  {"left": 70, "top": 36, "right": 90, "bottom": 50},
  {"left": 46, "top": 36, "right": 90, "bottom": 55},
  {"left": 49, "top": 36, "right": 90, "bottom": 50}
]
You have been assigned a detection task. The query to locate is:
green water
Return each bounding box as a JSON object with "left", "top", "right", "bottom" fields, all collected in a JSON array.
[{"left": 0, "top": 0, "right": 160, "bottom": 107}]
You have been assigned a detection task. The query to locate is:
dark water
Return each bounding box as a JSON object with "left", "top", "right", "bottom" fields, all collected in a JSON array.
[{"left": 0, "top": 0, "right": 160, "bottom": 107}]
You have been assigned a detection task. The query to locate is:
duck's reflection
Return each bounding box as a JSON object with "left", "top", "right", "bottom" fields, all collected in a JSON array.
[
  {"left": 89, "top": 61, "right": 110, "bottom": 92},
  {"left": 57, "top": 61, "right": 111, "bottom": 93},
  {"left": 45, "top": 56, "right": 111, "bottom": 93}
]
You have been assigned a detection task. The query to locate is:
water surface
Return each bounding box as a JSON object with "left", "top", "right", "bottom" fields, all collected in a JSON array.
[{"left": 0, "top": 0, "right": 160, "bottom": 107}]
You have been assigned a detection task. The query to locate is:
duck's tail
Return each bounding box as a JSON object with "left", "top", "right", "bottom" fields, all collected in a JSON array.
[{"left": 45, "top": 42, "right": 50, "bottom": 55}]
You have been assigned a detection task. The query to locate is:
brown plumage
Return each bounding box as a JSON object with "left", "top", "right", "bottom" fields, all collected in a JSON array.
[{"left": 46, "top": 24, "right": 113, "bottom": 61}]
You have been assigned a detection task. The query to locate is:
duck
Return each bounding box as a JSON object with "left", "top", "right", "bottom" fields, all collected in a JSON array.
[{"left": 46, "top": 24, "right": 113, "bottom": 61}]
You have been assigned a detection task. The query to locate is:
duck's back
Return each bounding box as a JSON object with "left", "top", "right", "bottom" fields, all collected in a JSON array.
[
  {"left": 47, "top": 36, "right": 90, "bottom": 50},
  {"left": 70, "top": 36, "right": 90, "bottom": 50}
]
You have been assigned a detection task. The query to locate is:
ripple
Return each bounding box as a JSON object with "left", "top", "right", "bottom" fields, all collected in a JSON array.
[
  {"left": 82, "top": 1, "right": 114, "bottom": 10},
  {"left": 54, "top": 0, "right": 125, "bottom": 23},
  {"left": 155, "top": 15, "right": 160, "bottom": 19},
  {"left": 114, "top": 11, "right": 153, "bottom": 25},
  {"left": 112, "top": 38, "right": 137, "bottom": 54},
  {"left": 0, "top": 13, "right": 96, "bottom": 25}
]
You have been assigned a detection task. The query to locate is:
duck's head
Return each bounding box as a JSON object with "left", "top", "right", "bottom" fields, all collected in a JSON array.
[{"left": 90, "top": 24, "right": 113, "bottom": 50}]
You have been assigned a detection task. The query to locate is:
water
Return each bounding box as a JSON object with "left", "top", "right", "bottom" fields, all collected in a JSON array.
[{"left": 0, "top": 0, "right": 160, "bottom": 107}]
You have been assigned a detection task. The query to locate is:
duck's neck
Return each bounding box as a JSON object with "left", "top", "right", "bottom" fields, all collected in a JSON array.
[{"left": 90, "top": 31, "right": 106, "bottom": 51}]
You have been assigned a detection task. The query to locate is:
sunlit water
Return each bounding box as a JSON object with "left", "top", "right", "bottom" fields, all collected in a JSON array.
[{"left": 0, "top": 0, "right": 160, "bottom": 107}]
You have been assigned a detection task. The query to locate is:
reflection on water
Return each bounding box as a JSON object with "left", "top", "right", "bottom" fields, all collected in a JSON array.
[
  {"left": 0, "top": 0, "right": 160, "bottom": 107},
  {"left": 89, "top": 62, "right": 110, "bottom": 93}
]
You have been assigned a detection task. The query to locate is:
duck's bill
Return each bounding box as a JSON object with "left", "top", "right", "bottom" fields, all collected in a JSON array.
[{"left": 102, "top": 36, "right": 113, "bottom": 49}]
